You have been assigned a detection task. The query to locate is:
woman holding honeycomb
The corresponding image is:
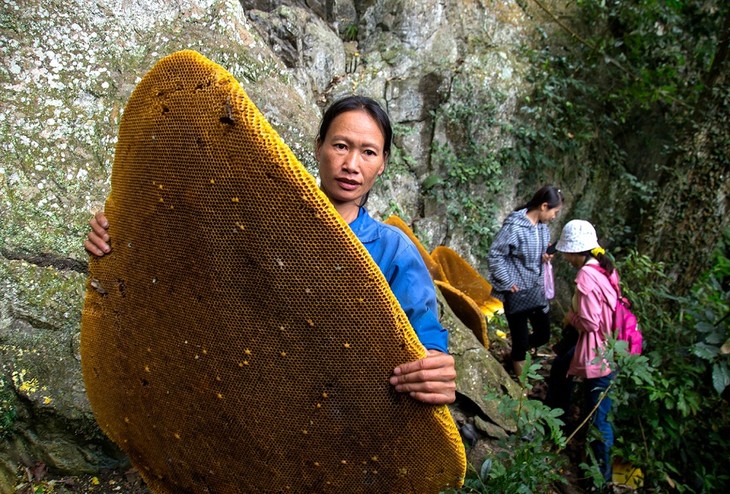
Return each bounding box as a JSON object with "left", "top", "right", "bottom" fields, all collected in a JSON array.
[{"left": 84, "top": 95, "right": 457, "bottom": 406}]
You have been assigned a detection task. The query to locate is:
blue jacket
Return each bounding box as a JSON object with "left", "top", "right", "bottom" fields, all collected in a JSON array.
[{"left": 349, "top": 208, "right": 448, "bottom": 353}]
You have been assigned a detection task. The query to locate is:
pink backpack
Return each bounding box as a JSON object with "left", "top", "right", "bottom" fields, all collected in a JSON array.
[{"left": 586, "top": 264, "right": 643, "bottom": 355}]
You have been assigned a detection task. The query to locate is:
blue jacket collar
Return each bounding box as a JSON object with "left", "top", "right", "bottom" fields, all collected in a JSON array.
[{"left": 348, "top": 207, "right": 380, "bottom": 243}]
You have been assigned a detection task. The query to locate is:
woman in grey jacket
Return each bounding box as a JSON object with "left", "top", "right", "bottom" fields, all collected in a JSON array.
[{"left": 488, "top": 186, "right": 564, "bottom": 377}]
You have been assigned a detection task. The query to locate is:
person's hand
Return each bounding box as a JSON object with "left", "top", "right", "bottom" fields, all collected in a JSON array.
[
  {"left": 542, "top": 252, "right": 554, "bottom": 263},
  {"left": 389, "top": 350, "right": 456, "bottom": 405},
  {"left": 84, "top": 211, "right": 111, "bottom": 257},
  {"left": 510, "top": 284, "right": 519, "bottom": 293}
]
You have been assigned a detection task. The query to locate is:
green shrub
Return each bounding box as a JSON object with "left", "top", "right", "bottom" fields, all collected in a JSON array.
[
  {"left": 455, "top": 356, "right": 568, "bottom": 493},
  {"left": 610, "top": 251, "right": 730, "bottom": 492}
]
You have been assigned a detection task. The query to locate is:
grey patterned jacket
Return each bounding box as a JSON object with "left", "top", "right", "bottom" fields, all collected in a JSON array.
[{"left": 487, "top": 208, "right": 550, "bottom": 298}]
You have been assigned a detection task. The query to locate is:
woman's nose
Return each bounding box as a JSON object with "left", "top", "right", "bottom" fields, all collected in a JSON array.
[{"left": 342, "top": 151, "right": 359, "bottom": 171}]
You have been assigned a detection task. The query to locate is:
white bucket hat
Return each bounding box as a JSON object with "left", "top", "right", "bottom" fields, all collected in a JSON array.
[{"left": 555, "top": 219, "right": 600, "bottom": 253}]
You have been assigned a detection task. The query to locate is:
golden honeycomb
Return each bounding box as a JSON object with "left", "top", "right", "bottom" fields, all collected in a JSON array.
[
  {"left": 431, "top": 246, "right": 503, "bottom": 319},
  {"left": 434, "top": 281, "right": 489, "bottom": 348},
  {"left": 80, "top": 50, "right": 465, "bottom": 493},
  {"left": 383, "top": 215, "right": 447, "bottom": 282}
]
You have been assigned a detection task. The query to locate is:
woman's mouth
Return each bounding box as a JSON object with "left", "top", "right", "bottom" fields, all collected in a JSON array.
[{"left": 336, "top": 178, "right": 359, "bottom": 191}]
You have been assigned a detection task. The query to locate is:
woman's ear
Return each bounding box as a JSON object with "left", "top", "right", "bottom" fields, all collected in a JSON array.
[
  {"left": 541, "top": 201, "right": 550, "bottom": 211},
  {"left": 378, "top": 154, "right": 388, "bottom": 176},
  {"left": 314, "top": 138, "right": 322, "bottom": 163}
]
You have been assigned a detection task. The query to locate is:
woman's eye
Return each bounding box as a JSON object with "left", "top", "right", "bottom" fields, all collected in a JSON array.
[
  {"left": 334, "top": 143, "right": 346, "bottom": 150},
  {"left": 364, "top": 149, "right": 376, "bottom": 156}
]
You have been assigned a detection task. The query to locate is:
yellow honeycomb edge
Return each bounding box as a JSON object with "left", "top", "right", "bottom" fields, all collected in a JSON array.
[
  {"left": 435, "top": 280, "right": 489, "bottom": 348},
  {"left": 432, "top": 245, "right": 503, "bottom": 319}
]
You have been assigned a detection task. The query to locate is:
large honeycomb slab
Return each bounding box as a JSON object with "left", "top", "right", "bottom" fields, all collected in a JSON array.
[
  {"left": 80, "top": 50, "right": 465, "bottom": 493},
  {"left": 435, "top": 281, "right": 489, "bottom": 348},
  {"left": 431, "top": 246, "right": 503, "bottom": 320}
]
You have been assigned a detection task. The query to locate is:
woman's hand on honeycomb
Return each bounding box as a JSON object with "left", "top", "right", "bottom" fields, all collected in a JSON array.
[
  {"left": 84, "top": 211, "right": 111, "bottom": 256},
  {"left": 389, "top": 350, "right": 456, "bottom": 405}
]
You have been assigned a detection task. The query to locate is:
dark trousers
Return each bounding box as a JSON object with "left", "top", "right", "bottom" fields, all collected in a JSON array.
[
  {"left": 505, "top": 306, "right": 551, "bottom": 361},
  {"left": 546, "top": 325, "right": 579, "bottom": 411},
  {"left": 546, "top": 345, "right": 575, "bottom": 413}
]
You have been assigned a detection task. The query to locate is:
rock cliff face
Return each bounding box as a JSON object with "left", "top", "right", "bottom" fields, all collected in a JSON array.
[{"left": 0, "top": 0, "right": 531, "bottom": 490}]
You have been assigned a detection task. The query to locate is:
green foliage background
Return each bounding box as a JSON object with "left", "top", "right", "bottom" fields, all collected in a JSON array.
[
  {"left": 432, "top": 0, "right": 730, "bottom": 492},
  {"left": 429, "top": 0, "right": 729, "bottom": 271}
]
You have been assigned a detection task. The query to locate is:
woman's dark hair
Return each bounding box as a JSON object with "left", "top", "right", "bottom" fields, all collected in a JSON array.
[
  {"left": 317, "top": 95, "right": 392, "bottom": 157},
  {"left": 595, "top": 251, "right": 615, "bottom": 274},
  {"left": 317, "top": 95, "right": 392, "bottom": 207},
  {"left": 579, "top": 249, "right": 615, "bottom": 275},
  {"left": 516, "top": 185, "right": 564, "bottom": 212}
]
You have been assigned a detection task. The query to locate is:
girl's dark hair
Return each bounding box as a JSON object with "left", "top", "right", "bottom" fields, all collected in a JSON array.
[
  {"left": 516, "top": 185, "right": 564, "bottom": 212},
  {"left": 317, "top": 95, "right": 392, "bottom": 207},
  {"left": 594, "top": 250, "right": 615, "bottom": 274},
  {"left": 317, "top": 95, "right": 392, "bottom": 157},
  {"left": 579, "top": 249, "right": 615, "bottom": 275}
]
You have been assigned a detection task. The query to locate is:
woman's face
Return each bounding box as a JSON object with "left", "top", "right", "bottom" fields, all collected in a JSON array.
[
  {"left": 316, "top": 109, "right": 387, "bottom": 221},
  {"left": 539, "top": 203, "right": 562, "bottom": 223}
]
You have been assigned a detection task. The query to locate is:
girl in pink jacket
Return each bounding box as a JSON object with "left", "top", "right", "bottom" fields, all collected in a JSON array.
[{"left": 554, "top": 219, "right": 617, "bottom": 485}]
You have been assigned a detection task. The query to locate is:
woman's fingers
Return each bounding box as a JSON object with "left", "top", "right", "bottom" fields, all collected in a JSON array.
[
  {"left": 390, "top": 351, "right": 457, "bottom": 404},
  {"left": 84, "top": 211, "right": 111, "bottom": 256}
]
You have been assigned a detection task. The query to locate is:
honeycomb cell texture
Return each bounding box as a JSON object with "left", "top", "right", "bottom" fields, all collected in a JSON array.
[
  {"left": 80, "top": 50, "right": 466, "bottom": 494},
  {"left": 434, "top": 281, "right": 489, "bottom": 348},
  {"left": 431, "top": 245, "right": 503, "bottom": 319}
]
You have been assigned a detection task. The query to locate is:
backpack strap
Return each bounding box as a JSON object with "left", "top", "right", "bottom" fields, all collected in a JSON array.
[
  {"left": 584, "top": 263, "right": 622, "bottom": 298},
  {"left": 583, "top": 263, "right": 622, "bottom": 335}
]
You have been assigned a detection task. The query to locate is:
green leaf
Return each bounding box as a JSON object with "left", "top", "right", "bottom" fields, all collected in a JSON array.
[
  {"left": 692, "top": 342, "right": 719, "bottom": 360},
  {"left": 420, "top": 174, "right": 442, "bottom": 191},
  {"left": 705, "top": 332, "right": 725, "bottom": 345},
  {"left": 695, "top": 321, "right": 716, "bottom": 333},
  {"left": 480, "top": 458, "right": 493, "bottom": 481},
  {"left": 712, "top": 362, "right": 730, "bottom": 395}
]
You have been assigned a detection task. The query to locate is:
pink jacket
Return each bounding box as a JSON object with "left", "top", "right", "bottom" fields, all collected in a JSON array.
[{"left": 566, "top": 262, "right": 618, "bottom": 378}]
